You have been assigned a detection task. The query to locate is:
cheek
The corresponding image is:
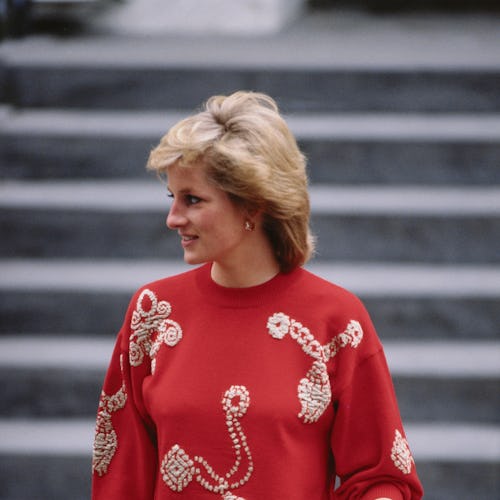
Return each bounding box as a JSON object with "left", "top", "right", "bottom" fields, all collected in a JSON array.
[{"left": 208, "top": 205, "right": 245, "bottom": 232}]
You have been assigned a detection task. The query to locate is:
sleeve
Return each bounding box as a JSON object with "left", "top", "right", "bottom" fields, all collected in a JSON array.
[
  {"left": 91, "top": 297, "right": 158, "bottom": 499},
  {"left": 329, "top": 301, "right": 424, "bottom": 500}
]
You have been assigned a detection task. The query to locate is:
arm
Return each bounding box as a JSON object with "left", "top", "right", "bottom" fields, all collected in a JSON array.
[
  {"left": 92, "top": 324, "right": 158, "bottom": 499},
  {"left": 329, "top": 307, "right": 423, "bottom": 499}
]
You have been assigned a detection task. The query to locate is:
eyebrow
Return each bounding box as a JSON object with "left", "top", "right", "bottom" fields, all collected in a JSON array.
[
  {"left": 166, "top": 186, "right": 189, "bottom": 193},
  {"left": 166, "top": 186, "right": 201, "bottom": 197}
]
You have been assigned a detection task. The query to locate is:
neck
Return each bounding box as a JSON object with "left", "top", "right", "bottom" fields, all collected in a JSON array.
[{"left": 210, "top": 253, "right": 280, "bottom": 288}]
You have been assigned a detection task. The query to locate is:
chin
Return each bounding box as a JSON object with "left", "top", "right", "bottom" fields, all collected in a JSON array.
[{"left": 183, "top": 254, "right": 206, "bottom": 266}]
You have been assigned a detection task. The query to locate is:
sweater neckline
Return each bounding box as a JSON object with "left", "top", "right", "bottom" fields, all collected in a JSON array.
[{"left": 194, "top": 263, "right": 303, "bottom": 308}]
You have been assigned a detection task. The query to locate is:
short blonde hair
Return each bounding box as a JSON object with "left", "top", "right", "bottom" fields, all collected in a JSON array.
[{"left": 147, "top": 90, "right": 315, "bottom": 272}]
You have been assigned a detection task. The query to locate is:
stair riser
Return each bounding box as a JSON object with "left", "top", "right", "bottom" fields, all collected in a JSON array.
[
  {"left": 1, "top": 368, "right": 497, "bottom": 423},
  {"left": 416, "top": 461, "right": 500, "bottom": 500},
  {"left": 5, "top": 66, "right": 500, "bottom": 111},
  {"left": 0, "top": 455, "right": 496, "bottom": 500},
  {"left": 394, "top": 377, "right": 500, "bottom": 424},
  {"left": 0, "top": 455, "right": 91, "bottom": 500},
  {"left": 0, "top": 369, "right": 103, "bottom": 418},
  {"left": 1, "top": 209, "right": 498, "bottom": 263},
  {"left": 2, "top": 135, "right": 499, "bottom": 185},
  {"left": 0, "top": 292, "right": 498, "bottom": 340}
]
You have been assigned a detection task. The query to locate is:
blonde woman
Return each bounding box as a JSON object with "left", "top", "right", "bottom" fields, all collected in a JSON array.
[{"left": 92, "top": 91, "right": 423, "bottom": 500}]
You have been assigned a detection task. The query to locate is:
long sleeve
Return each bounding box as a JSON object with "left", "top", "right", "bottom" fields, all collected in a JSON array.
[
  {"left": 91, "top": 298, "right": 158, "bottom": 499},
  {"left": 329, "top": 302, "right": 423, "bottom": 499}
]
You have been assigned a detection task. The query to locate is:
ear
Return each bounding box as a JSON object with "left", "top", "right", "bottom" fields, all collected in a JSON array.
[
  {"left": 244, "top": 206, "right": 262, "bottom": 219},
  {"left": 243, "top": 207, "right": 264, "bottom": 229}
]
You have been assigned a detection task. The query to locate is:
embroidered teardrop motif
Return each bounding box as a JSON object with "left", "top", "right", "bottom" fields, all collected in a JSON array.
[
  {"left": 391, "top": 429, "right": 415, "bottom": 474},
  {"left": 297, "top": 360, "right": 332, "bottom": 423},
  {"left": 267, "top": 313, "right": 364, "bottom": 424}
]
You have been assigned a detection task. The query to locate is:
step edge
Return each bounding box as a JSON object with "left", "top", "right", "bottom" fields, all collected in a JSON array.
[
  {"left": 0, "top": 337, "right": 498, "bottom": 377},
  {"left": 1, "top": 260, "right": 500, "bottom": 297},
  {"left": 1, "top": 181, "right": 500, "bottom": 215},
  {"left": 0, "top": 419, "right": 498, "bottom": 461},
  {"left": 3, "top": 110, "right": 500, "bottom": 140}
]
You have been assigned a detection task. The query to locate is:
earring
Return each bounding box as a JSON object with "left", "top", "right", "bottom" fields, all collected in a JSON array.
[{"left": 244, "top": 220, "right": 255, "bottom": 231}]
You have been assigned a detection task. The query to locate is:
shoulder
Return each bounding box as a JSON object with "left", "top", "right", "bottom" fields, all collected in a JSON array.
[
  {"left": 118, "top": 266, "right": 203, "bottom": 350},
  {"left": 296, "top": 267, "right": 366, "bottom": 313},
  {"left": 289, "top": 267, "right": 378, "bottom": 348},
  {"left": 123, "top": 265, "right": 204, "bottom": 317},
  {"left": 134, "top": 265, "right": 201, "bottom": 297}
]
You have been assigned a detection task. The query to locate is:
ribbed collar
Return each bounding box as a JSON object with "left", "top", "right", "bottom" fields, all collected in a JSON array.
[{"left": 193, "top": 263, "right": 304, "bottom": 308}]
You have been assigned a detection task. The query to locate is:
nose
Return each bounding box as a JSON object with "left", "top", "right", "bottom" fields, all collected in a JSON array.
[{"left": 166, "top": 199, "right": 187, "bottom": 229}]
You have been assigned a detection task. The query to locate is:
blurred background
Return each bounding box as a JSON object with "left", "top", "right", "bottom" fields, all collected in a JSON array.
[{"left": 0, "top": 0, "right": 499, "bottom": 498}]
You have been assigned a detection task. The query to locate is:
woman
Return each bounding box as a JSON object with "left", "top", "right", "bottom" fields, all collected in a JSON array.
[{"left": 92, "top": 91, "right": 423, "bottom": 499}]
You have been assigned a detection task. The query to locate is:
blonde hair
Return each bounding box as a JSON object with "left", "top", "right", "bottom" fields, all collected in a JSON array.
[{"left": 147, "top": 90, "right": 315, "bottom": 272}]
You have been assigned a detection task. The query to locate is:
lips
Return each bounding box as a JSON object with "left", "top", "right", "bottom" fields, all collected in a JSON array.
[{"left": 180, "top": 234, "right": 198, "bottom": 248}]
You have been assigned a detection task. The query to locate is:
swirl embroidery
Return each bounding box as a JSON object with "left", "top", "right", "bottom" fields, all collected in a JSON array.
[
  {"left": 129, "top": 288, "right": 182, "bottom": 372},
  {"left": 161, "top": 385, "right": 253, "bottom": 499},
  {"left": 267, "top": 313, "right": 364, "bottom": 423}
]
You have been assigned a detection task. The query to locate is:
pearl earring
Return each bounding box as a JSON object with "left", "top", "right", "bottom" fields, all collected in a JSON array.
[{"left": 244, "top": 220, "right": 255, "bottom": 231}]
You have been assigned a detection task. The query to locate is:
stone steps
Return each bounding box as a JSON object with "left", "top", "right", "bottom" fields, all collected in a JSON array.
[
  {"left": 1, "top": 260, "right": 499, "bottom": 341},
  {"left": 2, "top": 110, "right": 499, "bottom": 183},
  {"left": 2, "top": 259, "right": 500, "bottom": 295},
  {"left": 3, "top": 180, "right": 500, "bottom": 214},
  {"left": 4, "top": 66, "right": 500, "bottom": 113},
  {"left": 2, "top": 11, "right": 500, "bottom": 113},
  {"left": 0, "top": 14, "right": 500, "bottom": 113},
  {"left": 1, "top": 7, "right": 499, "bottom": 499},
  {"left": 0, "top": 336, "right": 498, "bottom": 422},
  {"left": 2, "top": 289, "right": 499, "bottom": 341},
  {"left": 2, "top": 419, "right": 498, "bottom": 461},
  {"left": 0, "top": 420, "right": 498, "bottom": 500},
  {"left": 1, "top": 182, "right": 498, "bottom": 262}
]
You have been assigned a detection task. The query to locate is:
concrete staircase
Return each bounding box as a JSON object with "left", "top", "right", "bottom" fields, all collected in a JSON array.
[{"left": 0, "top": 9, "right": 499, "bottom": 499}]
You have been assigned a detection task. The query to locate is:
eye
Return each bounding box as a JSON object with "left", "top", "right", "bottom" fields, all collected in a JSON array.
[{"left": 185, "top": 195, "right": 202, "bottom": 205}]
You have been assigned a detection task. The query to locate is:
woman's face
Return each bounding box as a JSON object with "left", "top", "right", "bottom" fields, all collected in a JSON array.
[{"left": 166, "top": 162, "right": 250, "bottom": 268}]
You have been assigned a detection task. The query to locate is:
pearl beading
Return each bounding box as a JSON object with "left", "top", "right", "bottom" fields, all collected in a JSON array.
[
  {"left": 391, "top": 429, "right": 415, "bottom": 475},
  {"left": 161, "top": 385, "right": 253, "bottom": 499},
  {"left": 129, "top": 288, "right": 182, "bottom": 373},
  {"left": 92, "top": 354, "right": 128, "bottom": 476},
  {"left": 267, "top": 313, "right": 364, "bottom": 423}
]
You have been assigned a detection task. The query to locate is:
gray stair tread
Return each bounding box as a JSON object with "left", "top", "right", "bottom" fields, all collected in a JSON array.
[
  {"left": 3, "top": 109, "right": 500, "bottom": 141},
  {"left": 1, "top": 259, "right": 499, "bottom": 297},
  {"left": 0, "top": 336, "right": 498, "bottom": 377},
  {"left": 1, "top": 181, "right": 499, "bottom": 215},
  {"left": 2, "top": 10, "right": 500, "bottom": 69},
  {"left": 0, "top": 418, "right": 498, "bottom": 461},
  {"left": 408, "top": 424, "right": 500, "bottom": 462}
]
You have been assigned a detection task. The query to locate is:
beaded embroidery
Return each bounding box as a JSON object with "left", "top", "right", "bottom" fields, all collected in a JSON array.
[
  {"left": 267, "top": 313, "right": 364, "bottom": 423},
  {"left": 298, "top": 360, "right": 331, "bottom": 423},
  {"left": 391, "top": 429, "right": 414, "bottom": 474},
  {"left": 92, "top": 354, "right": 127, "bottom": 476},
  {"left": 161, "top": 385, "right": 253, "bottom": 499},
  {"left": 129, "top": 288, "right": 182, "bottom": 372}
]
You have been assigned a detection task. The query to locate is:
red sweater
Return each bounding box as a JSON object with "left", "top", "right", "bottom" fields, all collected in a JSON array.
[{"left": 92, "top": 264, "right": 423, "bottom": 499}]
